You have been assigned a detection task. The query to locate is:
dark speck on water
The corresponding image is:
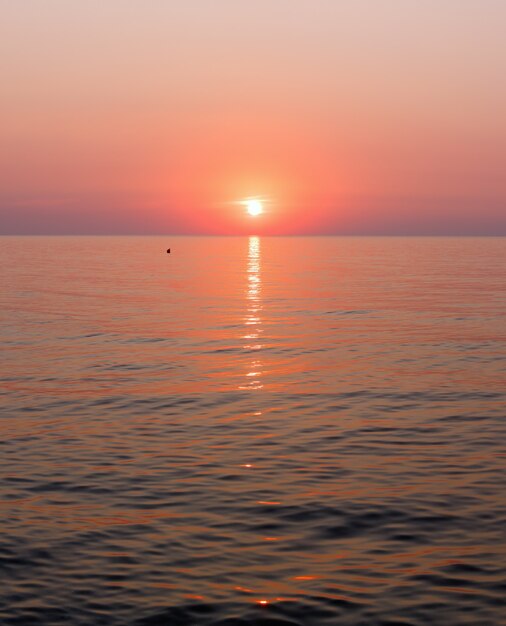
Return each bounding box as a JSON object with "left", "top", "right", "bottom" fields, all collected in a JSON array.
[{"left": 1, "top": 236, "right": 505, "bottom": 626}]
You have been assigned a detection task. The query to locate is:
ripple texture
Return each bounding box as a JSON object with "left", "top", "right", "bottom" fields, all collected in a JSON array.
[{"left": 1, "top": 236, "right": 505, "bottom": 625}]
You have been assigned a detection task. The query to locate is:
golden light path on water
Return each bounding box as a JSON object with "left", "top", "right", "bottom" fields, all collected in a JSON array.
[{"left": 240, "top": 236, "right": 264, "bottom": 391}]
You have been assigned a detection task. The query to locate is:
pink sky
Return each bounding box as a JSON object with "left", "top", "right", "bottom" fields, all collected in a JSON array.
[{"left": 1, "top": 0, "right": 505, "bottom": 234}]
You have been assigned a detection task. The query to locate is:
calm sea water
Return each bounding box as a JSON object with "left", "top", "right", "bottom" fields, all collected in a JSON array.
[{"left": 1, "top": 236, "right": 505, "bottom": 626}]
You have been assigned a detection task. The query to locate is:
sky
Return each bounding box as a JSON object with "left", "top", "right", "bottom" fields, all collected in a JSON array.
[{"left": 1, "top": 0, "right": 505, "bottom": 235}]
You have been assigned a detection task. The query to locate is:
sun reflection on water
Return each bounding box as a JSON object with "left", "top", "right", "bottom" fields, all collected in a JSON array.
[{"left": 239, "top": 236, "right": 264, "bottom": 390}]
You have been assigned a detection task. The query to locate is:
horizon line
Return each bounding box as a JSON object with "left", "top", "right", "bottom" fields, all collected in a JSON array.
[{"left": 1, "top": 233, "right": 505, "bottom": 238}]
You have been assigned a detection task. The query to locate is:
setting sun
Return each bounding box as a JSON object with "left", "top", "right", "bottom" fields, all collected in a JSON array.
[{"left": 245, "top": 200, "right": 263, "bottom": 217}]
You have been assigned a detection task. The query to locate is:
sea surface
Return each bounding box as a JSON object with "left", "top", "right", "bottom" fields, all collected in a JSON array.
[{"left": 1, "top": 236, "right": 505, "bottom": 626}]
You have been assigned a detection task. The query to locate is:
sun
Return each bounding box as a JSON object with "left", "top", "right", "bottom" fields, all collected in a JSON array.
[{"left": 245, "top": 199, "right": 263, "bottom": 217}]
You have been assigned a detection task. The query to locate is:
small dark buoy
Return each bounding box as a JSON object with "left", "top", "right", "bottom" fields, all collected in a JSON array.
[{"left": 166, "top": 248, "right": 171, "bottom": 254}]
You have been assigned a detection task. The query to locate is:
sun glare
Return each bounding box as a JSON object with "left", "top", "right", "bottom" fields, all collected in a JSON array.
[{"left": 246, "top": 199, "right": 263, "bottom": 217}]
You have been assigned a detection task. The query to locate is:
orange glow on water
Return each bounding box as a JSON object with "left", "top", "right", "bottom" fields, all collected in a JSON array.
[
  {"left": 256, "top": 597, "right": 287, "bottom": 606},
  {"left": 263, "top": 537, "right": 281, "bottom": 541},
  {"left": 2, "top": 235, "right": 505, "bottom": 623}
]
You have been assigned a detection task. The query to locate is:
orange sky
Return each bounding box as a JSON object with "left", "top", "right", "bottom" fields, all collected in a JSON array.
[{"left": 1, "top": 1, "right": 505, "bottom": 234}]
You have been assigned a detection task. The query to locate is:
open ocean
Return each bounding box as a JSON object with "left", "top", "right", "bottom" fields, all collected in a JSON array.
[{"left": 1, "top": 236, "right": 505, "bottom": 626}]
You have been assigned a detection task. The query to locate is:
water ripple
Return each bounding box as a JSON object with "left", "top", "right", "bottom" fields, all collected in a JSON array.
[{"left": 1, "top": 236, "right": 505, "bottom": 625}]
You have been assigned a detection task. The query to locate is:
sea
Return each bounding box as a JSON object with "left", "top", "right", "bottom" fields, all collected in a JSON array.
[{"left": 1, "top": 236, "right": 505, "bottom": 626}]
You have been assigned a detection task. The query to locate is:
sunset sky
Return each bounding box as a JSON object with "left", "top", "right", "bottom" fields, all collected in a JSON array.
[{"left": 1, "top": 0, "right": 505, "bottom": 235}]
